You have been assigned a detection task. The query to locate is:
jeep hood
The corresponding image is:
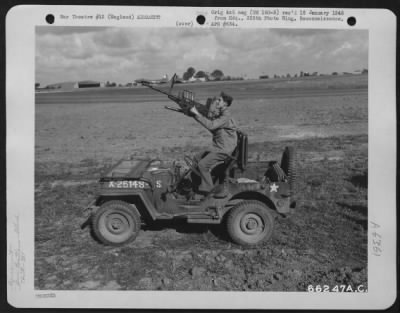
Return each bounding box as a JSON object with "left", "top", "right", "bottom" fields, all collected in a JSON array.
[{"left": 103, "top": 158, "right": 163, "bottom": 179}]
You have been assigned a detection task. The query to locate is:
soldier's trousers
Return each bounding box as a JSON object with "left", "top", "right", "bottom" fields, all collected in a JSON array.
[{"left": 194, "top": 151, "right": 229, "bottom": 193}]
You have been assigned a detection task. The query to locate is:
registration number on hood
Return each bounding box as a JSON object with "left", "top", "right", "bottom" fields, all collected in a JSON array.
[{"left": 108, "top": 180, "right": 162, "bottom": 189}]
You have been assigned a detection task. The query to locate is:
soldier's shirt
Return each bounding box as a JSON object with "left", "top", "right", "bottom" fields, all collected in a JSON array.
[{"left": 194, "top": 108, "right": 238, "bottom": 154}]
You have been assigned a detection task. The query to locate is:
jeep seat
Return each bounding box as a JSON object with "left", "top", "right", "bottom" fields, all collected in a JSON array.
[
  {"left": 205, "top": 131, "right": 248, "bottom": 197},
  {"left": 188, "top": 131, "right": 248, "bottom": 192},
  {"left": 224, "top": 130, "right": 248, "bottom": 177},
  {"left": 209, "top": 130, "right": 248, "bottom": 182}
]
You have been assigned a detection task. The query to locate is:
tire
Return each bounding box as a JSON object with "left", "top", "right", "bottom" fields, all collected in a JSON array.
[
  {"left": 280, "top": 146, "right": 296, "bottom": 194},
  {"left": 265, "top": 161, "right": 286, "bottom": 182},
  {"left": 92, "top": 200, "right": 141, "bottom": 246},
  {"left": 226, "top": 200, "right": 274, "bottom": 246}
]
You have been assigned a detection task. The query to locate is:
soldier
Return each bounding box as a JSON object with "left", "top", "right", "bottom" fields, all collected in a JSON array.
[
  {"left": 206, "top": 96, "right": 218, "bottom": 120},
  {"left": 189, "top": 92, "right": 238, "bottom": 198}
]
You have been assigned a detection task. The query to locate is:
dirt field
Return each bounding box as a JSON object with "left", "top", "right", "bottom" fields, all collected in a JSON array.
[{"left": 35, "top": 75, "right": 368, "bottom": 291}]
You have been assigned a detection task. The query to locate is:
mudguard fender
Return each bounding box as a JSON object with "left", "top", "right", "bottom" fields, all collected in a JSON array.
[{"left": 95, "top": 189, "right": 160, "bottom": 220}]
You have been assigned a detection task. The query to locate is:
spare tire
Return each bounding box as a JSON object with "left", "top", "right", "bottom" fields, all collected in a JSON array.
[
  {"left": 280, "top": 146, "right": 296, "bottom": 195},
  {"left": 264, "top": 161, "right": 286, "bottom": 182}
]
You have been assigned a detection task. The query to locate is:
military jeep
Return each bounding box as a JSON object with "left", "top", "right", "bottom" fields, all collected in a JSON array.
[{"left": 85, "top": 131, "right": 296, "bottom": 246}]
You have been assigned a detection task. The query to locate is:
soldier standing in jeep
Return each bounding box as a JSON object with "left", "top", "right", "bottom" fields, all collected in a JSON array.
[
  {"left": 189, "top": 92, "right": 238, "bottom": 197},
  {"left": 87, "top": 80, "right": 296, "bottom": 247}
]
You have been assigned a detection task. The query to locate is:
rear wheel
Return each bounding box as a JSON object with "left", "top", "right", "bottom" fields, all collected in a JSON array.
[
  {"left": 226, "top": 200, "right": 274, "bottom": 246},
  {"left": 92, "top": 200, "right": 141, "bottom": 246}
]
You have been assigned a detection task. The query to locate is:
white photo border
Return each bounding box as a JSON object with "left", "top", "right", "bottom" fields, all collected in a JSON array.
[{"left": 6, "top": 5, "right": 397, "bottom": 309}]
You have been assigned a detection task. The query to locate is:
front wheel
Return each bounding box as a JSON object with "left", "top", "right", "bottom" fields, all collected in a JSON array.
[
  {"left": 226, "top": 200, "right": 274, "bottom": 246},
  {"left": 92, "top": 200, "right": 141, "bottom": 246}
]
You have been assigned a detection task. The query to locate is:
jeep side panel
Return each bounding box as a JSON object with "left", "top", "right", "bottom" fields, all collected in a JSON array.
[{"left": 226, "top": 181, "right": 292, "bottom": 214}]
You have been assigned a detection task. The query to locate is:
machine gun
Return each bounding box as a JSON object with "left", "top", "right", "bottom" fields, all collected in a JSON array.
[{"left": 140, "top": 73, "right": 214, "bottom": 117}]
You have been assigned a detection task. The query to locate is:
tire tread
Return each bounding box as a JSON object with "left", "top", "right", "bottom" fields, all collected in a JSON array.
[
  {"left": 92, "top": 200, "right": 141, "bottom": 246},
  {"left": 226, "top": 200, "right": 274, "bottom": 246}
]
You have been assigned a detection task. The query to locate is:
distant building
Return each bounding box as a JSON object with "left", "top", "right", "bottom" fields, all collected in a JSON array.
[
  {"left": 45, "top": 82, "right": 78, "bottom": 90},
  {"left": 188, "top": 76, "right": 207, "bottom": 82},
  {"left": 341, "top": 70, "right": 364, "bottom": 75},
  {"left": 44, "top": 80, "right": 104, "bottom": 91},
  {"left": 126, "top": 82, "right": 137, "bottom": 87},
  {"left": 78, "top": 80, "right": 102, "bottom": 88},
  {"left": 349, "top": 70, "right": 364, "bottom": 75}
]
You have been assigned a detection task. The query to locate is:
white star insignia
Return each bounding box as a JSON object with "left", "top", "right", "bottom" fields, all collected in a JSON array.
[{"left": 270, "top": 183, "right": 279, "bottom": 192}]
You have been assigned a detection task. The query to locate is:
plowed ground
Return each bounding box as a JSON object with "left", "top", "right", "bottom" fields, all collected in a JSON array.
[{"left": 35, "top": 75, "right": 368, "bottom": 291}]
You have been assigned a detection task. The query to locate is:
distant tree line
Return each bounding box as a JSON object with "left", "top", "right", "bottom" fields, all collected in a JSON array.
[
  {"left": 259, "top": 68, "right": 368, "bottom": 80},
  {"left": 40, "top": 66, "right": 369, "bottom": 91},
  {"left": 105, "top": 81, "right": 117, "bottom": 87},
  {"left": 181, "top": 67, "right": 243, "bottom": 82}
]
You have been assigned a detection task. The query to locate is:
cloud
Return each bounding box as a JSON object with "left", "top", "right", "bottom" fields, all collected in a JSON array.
[
  {"left": 270, "top": 28, "right": 340, "bottom": 37},
  {"left": 213, "top": 29, "right": 281, "bottom": 52},
  {"left": 92, "top": 28, "right": 134, "bottom": 49},
  {"left": 36, "top": 27, "right": 368, "bottom": 85}
]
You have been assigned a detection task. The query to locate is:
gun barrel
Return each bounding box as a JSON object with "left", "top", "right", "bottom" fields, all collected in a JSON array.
[
  {"left": 165, "top": 106, "right": 184, "bottom": 113},
  {"left": 145, "top": 84, "right": 170, "bottom": 96},
  {"left": 140, "top": 74, "right": 210, "bottom": 117},
  {"left": 141, "top": 83, "right": 180, "bottom": 103}
]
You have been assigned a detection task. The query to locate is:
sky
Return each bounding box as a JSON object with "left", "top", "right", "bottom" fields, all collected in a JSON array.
[{"left": 36, "top": 27, "right": 368, "bottom": 86}]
